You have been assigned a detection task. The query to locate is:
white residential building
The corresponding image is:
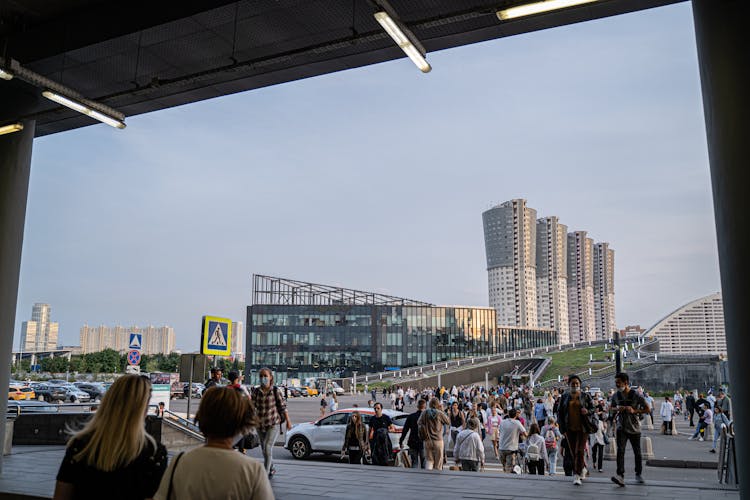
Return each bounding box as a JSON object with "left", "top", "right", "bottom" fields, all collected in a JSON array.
[
  {"left": 567, "top": 231, "right": 596, "bottom": 342},
  {"left": 483, "top": 199, "right": 538, "bottom": 327},
  {"left": 79, "top": 324, "right": 176, "bottom": 355},
  {"left": 644, "top": 293, "right": 726, "bottom": 355},
  {"left": 536, "top": 217, "right": 570, "bottom": 344},
  {"left": 232, "top": 321, "right": 245, "bottom": 360},
  {"left": 594, "top": 242, "right": 616, "bottom": 340}
]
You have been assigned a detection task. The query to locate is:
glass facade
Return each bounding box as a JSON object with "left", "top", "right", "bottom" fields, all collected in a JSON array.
[{"left": 246, "top": 304, "right": 557, "bottom": 383}]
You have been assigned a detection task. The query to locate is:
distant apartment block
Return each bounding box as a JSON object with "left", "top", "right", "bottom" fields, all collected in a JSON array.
[
  {"left": 567, "top": 231, "right": 596, "bottom": 342},
  {"left": 79, "top": 324, "right": 176, "bottom": 355},
  {"left": 483, "top": 199, "right": 538, "bottom": 328},
  {"left": 536, "top": 217, "right": 570, "bottom": 344},
  {"left": 620, "top": 325, "right": 645, "bottom": 338},
  {"left": 594, "top": 242, "right": 616, "bottom": 340},
  {"left": 21, "top": 303, "right": 59, "bottom": 351}
]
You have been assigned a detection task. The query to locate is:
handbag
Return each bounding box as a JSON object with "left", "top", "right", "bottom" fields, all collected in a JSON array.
[{"left": 242, "top": 430, "right": 261, "bottom": 450}]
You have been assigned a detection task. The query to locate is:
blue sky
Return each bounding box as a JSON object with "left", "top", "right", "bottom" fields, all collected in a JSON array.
[{"left": 15, "top": 2, "right": 719, "bottom": 351}]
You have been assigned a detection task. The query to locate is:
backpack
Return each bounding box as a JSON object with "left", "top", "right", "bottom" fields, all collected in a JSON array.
[
  {"left": 526, "top": 442, "right": 541, "bottom": 461},
  {"left": 544, "top": 428, "right": 557, "bottom": 450}
]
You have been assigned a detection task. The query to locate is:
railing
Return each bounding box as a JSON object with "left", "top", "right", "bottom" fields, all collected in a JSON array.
[
  {"left": 353, "top": 339, "right": 609, "bottom": 386},
  {"left": 161, "top": 409, "right": 204, "bottom": 440},
  {"left": 6, "top": 402, "right": 101, "bottom": 418},
  {"left": 717, "top": 422, "right": 737, "bottom": 485}
]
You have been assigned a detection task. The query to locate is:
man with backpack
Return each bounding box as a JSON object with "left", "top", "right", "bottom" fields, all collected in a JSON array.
[
  {"left": 252, "top": 367, "right": 292, "bottom": 479},
  {"left": 610, "top": 372, "right": 650, "bottom": 487},
  {"left": 541, "top": 416, "right": 562, "bottom": 475}
]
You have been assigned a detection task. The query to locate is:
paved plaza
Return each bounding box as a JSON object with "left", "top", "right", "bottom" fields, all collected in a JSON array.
[{"left": 0, "top": 393, "right": 738, "bottom": 498}]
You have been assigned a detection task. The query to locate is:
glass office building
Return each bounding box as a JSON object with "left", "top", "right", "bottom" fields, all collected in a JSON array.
[{"left": 246, "top": 275, "right": 558, "bottom": 382}]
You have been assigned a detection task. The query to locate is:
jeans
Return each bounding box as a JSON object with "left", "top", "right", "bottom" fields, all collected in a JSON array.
[
  {"left": 409, "top": 447, "right": 426, "bottom": 469},
  {"left": 257, "top": 426, "right": 279, "bottom": 475},
  {"left": 548, "top": 448, "right": 558, "bottom": 475},
  {"left": 663, "top": 420, "right": 673, "bottom": 435},
  {"left": 592, "top": 443, "right": 604, "bottom": 470},
  {"left": 461, "top": 459, "right": 480, "bottom": 471},
  {"left": 615, "top": 431, "right": 642, "bottom": 477},
  {"left": 692, "top": 421, "right": 707, "bottom": 438}
]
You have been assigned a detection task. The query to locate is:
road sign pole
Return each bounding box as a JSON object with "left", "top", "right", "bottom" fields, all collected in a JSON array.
[{"left": 187, "top": 355, "right": 194, "bottom": 422}]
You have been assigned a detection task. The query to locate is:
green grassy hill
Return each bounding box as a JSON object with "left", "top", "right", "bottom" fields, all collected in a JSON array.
[{"left": 540, "top": 345, "right": 612, "bottom": 382}]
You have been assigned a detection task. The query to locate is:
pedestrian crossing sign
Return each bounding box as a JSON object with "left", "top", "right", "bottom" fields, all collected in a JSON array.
[
  {"left": 201, "top": 316, "right": 232, "bottom": 356},
  {"left": 129, "top": 333, "right": 142, "bottom": 350}
]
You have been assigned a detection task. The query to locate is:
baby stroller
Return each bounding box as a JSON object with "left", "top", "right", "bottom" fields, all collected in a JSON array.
[{"left": 674, "top": 400, "right": 682, "bottom": 415}]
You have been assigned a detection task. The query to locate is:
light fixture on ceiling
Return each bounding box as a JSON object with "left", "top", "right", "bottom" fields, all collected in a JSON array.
[
  {"left": 373, "top": 10, "right": 431, "bottom": 73},
  {"left": 42, "top": 91, "right": 126, "bottom": 129},
  {"left": 0, "top": 123, "right": 24, "bottom": 135},
  {"left": 0, "top": 68, "right": 13, "bottom": 80},
  {"left": 496, "top": 0, "right": 600, "bottom": 20}
]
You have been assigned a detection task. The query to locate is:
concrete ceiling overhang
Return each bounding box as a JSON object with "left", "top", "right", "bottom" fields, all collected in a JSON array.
[{"left": 0, "top": 0, "right": 685, "bottom": 137}]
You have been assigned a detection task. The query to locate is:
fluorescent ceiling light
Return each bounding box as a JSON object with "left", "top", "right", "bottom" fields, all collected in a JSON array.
[
  {"left": 0, "top": 68, "right": 13, "bottom": 80},
  {"left": 497, "top": 0, "right": 600, "bottom": 20},
  {"left": 42, "top": 90, "right": 126, "bottom": 129},
  {"left": 374, "top": 11, "right": 431, "bottom": 73},
  {"left": 0, "top": 123, "right": 24, "bottom": 136}
]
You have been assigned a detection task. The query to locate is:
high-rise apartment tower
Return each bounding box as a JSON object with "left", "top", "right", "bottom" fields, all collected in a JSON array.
[
  {"left": 594, "top": 242, "right": 616, "bottom": 340},
  {"left": 567, "top": 231, "right": 596, "bottom": 342},
  {"left": 483, "top": 199, "right": 538, "bottom": 327},
  {"left": 536, "top": 217, "right": 570, "bottom": 343},
  {"left": 21, "top": 303, "right": 59, "bottom": 351}
]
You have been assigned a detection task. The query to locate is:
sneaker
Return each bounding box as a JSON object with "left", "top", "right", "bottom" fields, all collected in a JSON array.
[
  {"left": 611, "top": 475, "right": 625, "bottom": 487},
  {"left": 598, "top": 469, "right": 603, "bottom": 473},
  {"left": 699, "top": 437, "right": 704, "bottom": 442},
  {"left": 710, "top": 449, "right": 716, "bottom": 453},
  {"left": 688, "top": 436, "right": 695, "bottom": 440},
  {"left": 635, "top": 475, "right": 645, "bottom": 484},
  {"left": 573, "top": 475, "right": 582, "bottom": 486}
]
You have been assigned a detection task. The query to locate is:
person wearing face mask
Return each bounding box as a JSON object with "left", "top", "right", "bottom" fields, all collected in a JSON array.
[
  {"left": 557, "top": 374, "right": 596, "bottom": 486},
  {"left": 251, "top": 368, "right": 292, "bottom": 479},
  {"left": 609, "top": 372, "right": 649, "bottom": 487}
]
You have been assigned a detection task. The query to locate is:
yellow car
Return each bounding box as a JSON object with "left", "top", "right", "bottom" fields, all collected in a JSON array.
[
  {"left": 19, "top": 387, "right": 36, "bottom": 400},
  {"left": 8, "top": 387, "right": 25, "bottom": 401},
  {"left": 300, "top": 386, "right": 319, "bottom": 397}
]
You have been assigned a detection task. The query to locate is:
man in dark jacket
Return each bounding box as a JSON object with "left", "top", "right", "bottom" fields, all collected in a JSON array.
[
  {"left": 686, "top": 392, "right": 696, "bottom": 426},
  {"left": 399, "top": 398, "right": 427, "bottom": 468},
  {"left": 557, "top": 375, "right": 595, "bottom": 485}
]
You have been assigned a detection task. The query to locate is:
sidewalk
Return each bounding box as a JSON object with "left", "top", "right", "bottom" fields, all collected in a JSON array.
[{"left": 0, "top": 446, "right": 738, "bottom": 500}]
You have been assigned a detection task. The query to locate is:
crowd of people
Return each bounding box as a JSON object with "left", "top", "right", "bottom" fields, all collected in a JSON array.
[
  {"left": 49, "top": 366, "right": 731, "bottom": 499},
  {"left": 352, "top": 373, "right": 731, "bottom": 488}
]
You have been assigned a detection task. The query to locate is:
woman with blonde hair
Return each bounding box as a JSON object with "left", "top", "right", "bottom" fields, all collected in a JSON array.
[
  {"left": 53, "top": 374, "right": 167, "bottom": 500},
  {"left": 154, "top": 387, "right": 273, "bottom": 499}
]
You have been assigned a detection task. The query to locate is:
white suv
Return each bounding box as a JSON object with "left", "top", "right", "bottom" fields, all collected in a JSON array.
[{"left": 284, "top": 407, "right": 407, "bottom": 459}]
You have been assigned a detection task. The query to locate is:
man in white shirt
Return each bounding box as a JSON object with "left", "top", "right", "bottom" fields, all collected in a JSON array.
[{"left": 498, "top": 408, "right": 527, "bottom": 472}]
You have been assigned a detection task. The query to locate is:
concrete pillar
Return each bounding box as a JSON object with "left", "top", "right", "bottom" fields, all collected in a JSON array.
[
  {"left": 0, "top": 120, "right": 35, "bottom": 472},
  {"left": 692, "top": 3, "right": 750, "bottom": 497},
  {"left": 642, "top": 436, "right": 655, "bottom": 460}
]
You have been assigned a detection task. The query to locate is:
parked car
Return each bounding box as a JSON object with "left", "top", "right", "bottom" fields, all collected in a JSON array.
[
  {"left": 61, "top": 385, "right": 91, "bottom": 403},
  {"left": 18, "top": 387, "right": 36, "bottom": 400},
  {"left": 29, "top": 383, "right": 68, "bottom": 402},
  {"left": 284, "top": 408, "right": 406, "bottom": 460},
  {"left": 286, "top": 387, "right": 304, "bottom": 398},
  {"left": 8, "top": 387, "right": 25, "bottom": 401},
  {"left": 73, "top": 382, "right": 106, "bottom": 401}
]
